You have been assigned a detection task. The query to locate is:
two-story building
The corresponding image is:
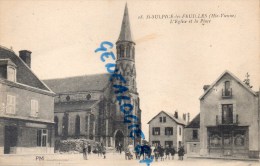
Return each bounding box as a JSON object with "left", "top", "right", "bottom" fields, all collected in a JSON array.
[
  {"left": 0, "top": 46, "right": 55, "bottom": 154},
  {"left": 148, "top": 111, "right": 187, "bottom": 149},
  {"left": 199, "top": 70, "right": 260, "bottom": 159}
]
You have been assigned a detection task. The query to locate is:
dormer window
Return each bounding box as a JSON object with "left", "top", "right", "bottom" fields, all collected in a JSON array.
[{"left": 0, "top": 59, "right": 17, "bottom": 82}]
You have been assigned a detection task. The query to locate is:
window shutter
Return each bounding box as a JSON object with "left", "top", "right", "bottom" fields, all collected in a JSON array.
[
  {"left": 233, "top": 103, "right": 236, "bottom": 123},
  {"left": 35, "top": 101, "right": 39, "bottom": 115},
  {"left": 6, "top": 95, "right": 11, "bottom": 113},
  {"left": 12, "top": 96, "right": 16, "bottom": 114},
  {"left": 218, "top": 103, "right": 222, "bottom": 124}
]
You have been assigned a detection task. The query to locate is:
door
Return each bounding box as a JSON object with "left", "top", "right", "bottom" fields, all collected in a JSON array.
[
  {"left": 222, "top": 131, "right": 232, "bottom": 156},
  {"left": 4, "top": 126, "right": 18, "bottom": 154}
]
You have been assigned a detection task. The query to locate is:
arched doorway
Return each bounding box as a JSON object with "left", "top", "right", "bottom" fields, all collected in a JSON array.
[{"left": 114, "top": 130, "right": 124, "bottom": 148}]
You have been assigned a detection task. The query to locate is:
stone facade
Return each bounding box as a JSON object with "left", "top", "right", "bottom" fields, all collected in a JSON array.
[{"left": 44, "top": 4, "right": 142, "bottom": 149}]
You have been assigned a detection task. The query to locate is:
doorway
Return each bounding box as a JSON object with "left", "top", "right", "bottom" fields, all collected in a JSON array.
[
  {"left": 115, "top": 130, "right": 124, "bottom": 148},
  {"left": 4, "top": 126, "right": 18, "bottom": 154}
]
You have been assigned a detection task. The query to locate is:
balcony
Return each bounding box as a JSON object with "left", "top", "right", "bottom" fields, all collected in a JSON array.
[
  {"left": 222, "top": 88, "right": 232, "bottom": 98},
  {"left": 216, "top": 114, "right": 239, "bottom": 126}
]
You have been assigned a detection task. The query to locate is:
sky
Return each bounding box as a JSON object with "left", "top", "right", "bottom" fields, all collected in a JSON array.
[{"left": 0, "top": 0, "right": 259, "bottom": 138}]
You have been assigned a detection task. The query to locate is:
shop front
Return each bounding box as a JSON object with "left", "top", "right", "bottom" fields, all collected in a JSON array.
[{"left": 207, "top": 126, "right": 249, "bottom": 158}]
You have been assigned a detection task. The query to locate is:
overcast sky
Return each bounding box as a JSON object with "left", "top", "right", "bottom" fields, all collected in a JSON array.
[{"left": 0, "top": 0, "right": 259, "bottom": 137}]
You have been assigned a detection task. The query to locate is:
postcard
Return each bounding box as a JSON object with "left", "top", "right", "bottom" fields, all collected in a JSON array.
[{"left": 0, "top": 0, "right": 259, "bottom": 166}]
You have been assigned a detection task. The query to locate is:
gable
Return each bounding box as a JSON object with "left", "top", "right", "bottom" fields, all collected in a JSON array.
[
  {"left": 200, "top": 70, "right": 256, "bottom": 100},
  {"left": 147, "top": 111, "right": 186, "bottom": 125}
]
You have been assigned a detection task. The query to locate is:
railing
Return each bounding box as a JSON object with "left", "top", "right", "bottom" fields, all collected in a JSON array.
[
  {"left": 222, "top": 88, "right": 232, "bottom": 98},
  {"left": 216, "top": 114, "right": 238, "bottom": 125}
]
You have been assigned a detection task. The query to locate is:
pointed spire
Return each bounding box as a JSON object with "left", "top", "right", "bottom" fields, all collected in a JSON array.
[{"left": 117, "top": 3, "right": 133, "bottom": 42}]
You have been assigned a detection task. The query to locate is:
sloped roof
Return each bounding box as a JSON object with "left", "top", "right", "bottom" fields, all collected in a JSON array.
[
  {"left": 43, "top": 73, "right": 110, "bottom": 94},
  {"left": 185, "top": 113, "right": 200, "bottom": 128},
  {"left": 54, "top": 100, "right": 100, "bottom": 113},
  {"left": 199, "top": 70, "right": 257, "bottom": 100},
  {"left": 147, "top": 110, "right": 187, "bottom": 126},
  {"left": 0, "top": 46, "right": 53, "bottom": 93}
]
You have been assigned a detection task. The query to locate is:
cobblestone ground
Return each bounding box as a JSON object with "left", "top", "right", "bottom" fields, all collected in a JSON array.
[{"left": 0, "top": 152, "right": 258, "bottom": 166}]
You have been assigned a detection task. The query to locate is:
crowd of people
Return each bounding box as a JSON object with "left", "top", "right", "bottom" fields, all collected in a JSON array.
[
  {"left": 82, "top": 142, "right": 185, "bottom": 162},
  {"left": 124, "top": 143, "right": 185, "bottom": 162},
  {"left": 82, "top": 142, "right": 106, "bottom": 160}
]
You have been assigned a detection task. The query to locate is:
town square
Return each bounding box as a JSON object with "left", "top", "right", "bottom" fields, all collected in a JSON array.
[{"left": 0, "top": 0, "right": 259, "bottom": 165}]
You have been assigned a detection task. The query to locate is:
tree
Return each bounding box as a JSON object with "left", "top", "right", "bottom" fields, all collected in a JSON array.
[{"left": 243, "top": 72, "right": 253, "bottom": 89}]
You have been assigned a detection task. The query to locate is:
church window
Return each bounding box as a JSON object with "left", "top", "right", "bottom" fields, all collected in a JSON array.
[
  {"left": 75, "top": 115, "right": 80, "bottom": 138},
  {"left": 62, "top": 113, "right": 69, "bottom": 139}
]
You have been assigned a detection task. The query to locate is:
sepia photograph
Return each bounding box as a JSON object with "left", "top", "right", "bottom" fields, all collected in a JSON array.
[{"left": 0, "top": 0, "right": 259, "bottom": 165}]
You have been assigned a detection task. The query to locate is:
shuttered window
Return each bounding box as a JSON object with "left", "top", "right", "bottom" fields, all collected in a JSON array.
[
  {"left": 31, "top": 100, "right": 39, "bottom": 117},
  {"left": 6, "top": 95, "right": 16, "bottom": 114}
]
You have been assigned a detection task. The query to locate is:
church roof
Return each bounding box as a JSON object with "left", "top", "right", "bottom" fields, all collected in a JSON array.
[
  {"left": 0, "top": 46, "right": 54, "bottom": 93},
  {"left": 199, "top": 70, "right": 257, "bottom": 100},
  {"left": 185, "top": 113, "right": 200, "bottom": 128},
  {"left": 43, "top": 73, "right": 110, "bottom": 94},
  {"left": 117, "top": 3, "right": 133, "bottom": 42},
  {"left": 147, "top": 110, "right": 187, "bottom": 126}
]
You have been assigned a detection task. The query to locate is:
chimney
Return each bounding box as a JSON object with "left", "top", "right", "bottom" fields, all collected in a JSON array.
[
  {"left": 174, "top": 111, "right": 178, "bottom": 119},
  {"left": 203, "top": 85, "right": 210, "bottom": 92},
  {"left": 183, "top": 113, "right": 186, "bottom": 121},
  {"left": 187, "top": 113, "right": 190, "bottom": 123},
  {"left": 19, "top": 50, "right": 31, "bottom": 68}
]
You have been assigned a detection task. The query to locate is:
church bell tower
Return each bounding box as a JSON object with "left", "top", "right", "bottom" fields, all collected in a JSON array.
[{"left": 112, "top": 4, "right": 141, "bottom": 147}]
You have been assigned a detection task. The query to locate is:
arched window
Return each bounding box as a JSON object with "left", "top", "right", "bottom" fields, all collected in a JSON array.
[
  {"left": 62, "top": 113, "right": 69, "bottom": 139},
  {"left": 75, "top": 115, "right": 80, "bottom": 138},
  {"left": 89, "top": 114, "right": 95, "bottom": 140},
  {"left": 54, "top": 116, "right": 59, "bottom": 136}
]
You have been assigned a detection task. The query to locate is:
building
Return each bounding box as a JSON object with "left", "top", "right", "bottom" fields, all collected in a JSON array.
[
  {"left": 148, "top": 110, "right": 187, "bottom": 149},
  {"left": 184, "top": 113, "right": 200, "bottom": 155},
  {"left": 43, "top": 4, "right": 142, "bottom": 148},
  {"left": 0, "top": 47, "right": 55, "bottom": 154},
  {"left": 199, "top": 70, "right": 260, "bottom": 159}
]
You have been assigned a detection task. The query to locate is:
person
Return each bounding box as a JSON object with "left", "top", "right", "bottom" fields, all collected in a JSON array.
[
  {"left": 82, "top": 144, "right": 88, "bottom": 160},
  {"left": 165, "top": 145, "right": 170, "bottom": 160},
  {"left": 101, "top": 143, "right": 106, "bottom": 159},
  {"left": 158, "top": 145, "right": 164, "bottom": 161},
  {"left": 134, "top": 143, "right": 141, "bottom": 159},
  {"left": 97, "top": 143, "right": 102, "bottom": 157},
  {"left": 88, "top": 143, "right": 92, "bottom": 155},
  {"left": 154, "top": 145, "right": 159, "bottom": 162},
  {"left": 169, "top": 145, "right": 176, "bottom": 160},
  {"left": 178, "top": 146, "right": 185, "bottom": 160},
  {"left": 118, "top": 143, "right": 122, "bottom": 154},
  {"left": 150, "top": 144, "right": 155, "bottom": 159}
]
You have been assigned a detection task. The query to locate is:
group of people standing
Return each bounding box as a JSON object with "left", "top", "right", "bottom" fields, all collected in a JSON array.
[
  {"left": 82, "top": 142, "right": 106, "bottom": 160},
  {"left": 124, "top": 143, "right": 185, "bottom": 162}
]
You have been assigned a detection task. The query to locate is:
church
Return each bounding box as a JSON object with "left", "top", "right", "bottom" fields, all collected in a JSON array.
[{"left": 44, "top": 4, "right": 142, "bottom": 148}]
